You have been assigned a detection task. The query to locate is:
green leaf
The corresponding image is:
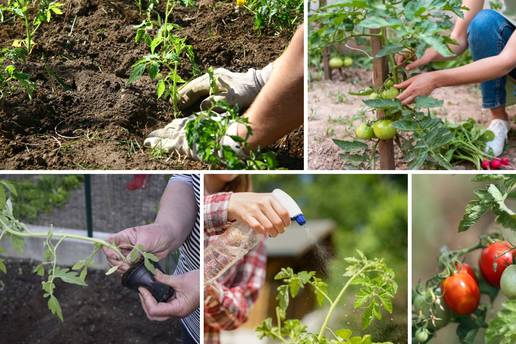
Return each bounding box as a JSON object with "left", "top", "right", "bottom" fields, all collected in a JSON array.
[
  {"left": 53, "top": 268, "right": 87, "bottom": 286},
  {"left": 143, "top": 252, "right": 160, "bottom": 262},
  {"left": 415, "top": 96, "right": 443, "bottom": 109},
  {"left": 0, "top": 180, "right": 17, "bottom": 197},
  {"left": 128, "top": 62, "right": 146, "bottom": 84},
  {"left": 486, "top": 299, "right": 516, "bottom": 344},
  {"left": 143, "top": 257, "right": 156, "bottom": 274},
  {"left": 333, "top": 139, "right": 368, "bottom": 152},
  {"left": 0, "top": 259, "right": 6, "bottom": 274},
  {"left": 375, "top": 43, "right": 404, "bottom": 58},
  {"left": 359, "top": 16, "right": 390, "bottom": 29},
  {"left": 0, "top": 185, "right": 5, "bottom": 209},
  {"left": 363, "top": 98, "right": 401, "bottom": 110},
  {"left": 156, "top": 79, "right": 166, "bottom": 98},
  {"left": 392, "top": 119, "right": 417, "bottom": 131},
  {"left": 33, "top": 263, "right": 45, "bottom": 276},
  {"left": 105, "top": 265, "right": 120, "bottom": 276},
  {"left": 336, "top": 328, "right": 352, "bottom": 340},
  {"left": 422, "top": 36, "right": 453, "bottom": 58},
  {"left": 48, "top": 295, "right": 63, "bottom": 321}
]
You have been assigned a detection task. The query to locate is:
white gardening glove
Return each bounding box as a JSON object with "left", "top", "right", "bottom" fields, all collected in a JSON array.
[
  {"left": 178, "top": 63, "right": 273, "bottom": 111},
  {"left": 143, "top": 114, "right": 244, "bottom": 159}
]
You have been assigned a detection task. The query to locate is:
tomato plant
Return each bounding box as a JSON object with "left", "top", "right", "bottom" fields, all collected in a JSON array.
[
  {"left": 184, "top": 99, "right": 278, "bottom": 170},
  {"left": 413, "top": 175, "right": 516, "bottom": 344},
  {"left": 310, "top": 0, "right": 496, "bottom": 170},
  {"left": 129, "top": 0, "right": 199, "bottom": 112},
  {"left": 0, "top": 181, "right": 159, "bottom": 321},
  {"left": 241, "top": 0, "right": 303, "bottom": 32},
  {"left": 256, "top": 250, "right": 397, "bottom": 343}
]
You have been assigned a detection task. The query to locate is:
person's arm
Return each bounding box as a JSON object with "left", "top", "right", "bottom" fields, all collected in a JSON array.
[
  {"left": 244, "top": 25, "right": 304, "bottom": 148},
  {"left": 396, "top": 31, "right": 516, "bottom": 104},
  {"left": 103, "top": 174, "right": 198, "bottom": 271},
  {"left": 399, "top": 0, "right": 484, "bottom": 70},
  {"left": 204, "top": 192, "right": 232, "bottom": 236},
  {"left": 204, "top": 242, "right": 266, "bottom": 331}
]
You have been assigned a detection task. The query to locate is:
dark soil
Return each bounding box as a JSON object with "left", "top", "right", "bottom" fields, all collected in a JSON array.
[
  {"left": 0, "top": 258, "right": 182, "bottom": 344},
  {"left": 0, "top": 0, "right": 303, "bottom": 169}
]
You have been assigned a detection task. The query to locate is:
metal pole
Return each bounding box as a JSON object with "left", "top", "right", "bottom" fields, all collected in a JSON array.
[{"left": 84, "top": 175, "right": 93, "bottom": 238}]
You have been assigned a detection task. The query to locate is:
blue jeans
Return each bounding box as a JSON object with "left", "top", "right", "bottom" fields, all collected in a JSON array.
[{"left": 468, "top": 9, "right": 516, "bottom": 109}]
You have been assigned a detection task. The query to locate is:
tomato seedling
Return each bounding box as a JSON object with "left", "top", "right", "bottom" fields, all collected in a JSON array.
[{"left": 256, "top": 250, "right": 397, "bottom": 343}]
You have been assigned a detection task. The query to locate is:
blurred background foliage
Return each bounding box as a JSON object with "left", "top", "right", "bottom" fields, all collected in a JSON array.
[{"left": 253, "top": 174, "right": 408, "bottom": 343}]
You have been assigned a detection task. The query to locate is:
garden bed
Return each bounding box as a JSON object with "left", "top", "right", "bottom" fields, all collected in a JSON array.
[
  {"left": 0, "top": 0, "right": 303, "bottom": 169},
  {"left": 0, "top": 258, "right": 181, "bottom": 344}
]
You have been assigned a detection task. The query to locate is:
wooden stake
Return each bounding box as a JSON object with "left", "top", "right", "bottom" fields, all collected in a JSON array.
[
  {"left": 323, "top": 47, "right": 331, "bottom": 80},
  {"left": 370, "top": 29, "right": 395, "bottom": 169}
]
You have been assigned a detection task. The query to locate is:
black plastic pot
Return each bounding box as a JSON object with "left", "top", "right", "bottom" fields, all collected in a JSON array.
[{"left": 122, "top": 260, "right": 175, "bottom": 303}]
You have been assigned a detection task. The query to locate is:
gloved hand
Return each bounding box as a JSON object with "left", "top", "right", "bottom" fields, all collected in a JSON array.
[
  {"left": 178, "top": 63, "right": 273, "bottom": 111},
  {"left": 143, "top": 113, "right": 244, "bottom": 159}
]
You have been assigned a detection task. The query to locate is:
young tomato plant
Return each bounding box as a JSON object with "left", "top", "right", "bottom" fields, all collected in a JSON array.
[
  {"left": 1, "top": 0, "right": 63, "bottom": 56},
  {"left": 129, "top": 0, "right": 199, "bottom": 112},
  {"left": 256, "top": 250, "right": 397, "bottom": 344},
  {"left": 241, "top": 0, "right": 303, "bottom": 32},
  {"left": 413, "top": 175, "right": 516, "bottom": 344},
  {"left": 184, "top": 99, "right": 278, "bottom": 170},
  {"left": 0, "top": 48, "right": 35, "bottom": 100},
  {"left": 0, "top": 181, "right": 159, "bottom": 321}
]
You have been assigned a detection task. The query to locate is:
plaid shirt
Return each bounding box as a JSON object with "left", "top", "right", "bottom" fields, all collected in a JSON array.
[{"left": 204, "top": 192, "right": 266, "bottom": 344}]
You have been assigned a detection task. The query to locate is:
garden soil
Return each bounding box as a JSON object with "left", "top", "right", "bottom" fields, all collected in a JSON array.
[
  {"left": 0, "top": 258, "right": 182, "bottom": 344},
  {"left": 0, "top": 0, "right": 303, "bottom": 169},
  {"left": 308, "top": 68, "right": 516, "bottom": 170}
]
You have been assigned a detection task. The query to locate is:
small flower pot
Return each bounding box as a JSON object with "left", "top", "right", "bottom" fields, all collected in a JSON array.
[{"left": 122, "top": 260, "right": 175, "bottom": 303}]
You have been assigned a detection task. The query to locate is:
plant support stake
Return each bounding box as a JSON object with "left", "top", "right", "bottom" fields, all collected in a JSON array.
[{"left": 371, "top": 28, "right": 395, "bottom": 169}]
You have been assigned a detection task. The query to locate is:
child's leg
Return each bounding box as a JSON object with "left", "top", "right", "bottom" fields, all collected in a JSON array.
[{"left": 468, "top": 9, "right": 515, "bottom": 119}]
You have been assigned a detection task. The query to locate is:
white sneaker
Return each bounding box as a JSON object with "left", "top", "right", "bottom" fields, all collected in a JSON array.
[{"left": 484, "top": 119, "right": 511, "bottom": 157}]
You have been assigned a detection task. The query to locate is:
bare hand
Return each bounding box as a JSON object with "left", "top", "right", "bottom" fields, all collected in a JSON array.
[
  {"left": 227, "top": 192, "right": 291, "bottom": 237},
  {"left": 102, "top": 223, "right": 173, "bottom": 272},
  {"left": 395, "top": 72, "right": 439, "bottom": 105},
  {"left": 138, "top": 269, "right": 200, "bottom": 320}
]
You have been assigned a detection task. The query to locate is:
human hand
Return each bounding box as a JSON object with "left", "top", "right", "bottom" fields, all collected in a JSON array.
[
  {"left": 103, "top": 223, "right": 174, "bottom": 273},
  {"left": 227, "top": 192, "right": 291, "bottom": 237},
  {"left": 396, "top": 48, "right": 442, "bottom": 71},
  {"left": 178, "top": 64, "right": 273, "bottom": 111},
  {"left": 394, "top": 72, "right": 440, "bottom": 105},
  {"left": 138, "top": 269, "right": 200, "bottom": 320}
]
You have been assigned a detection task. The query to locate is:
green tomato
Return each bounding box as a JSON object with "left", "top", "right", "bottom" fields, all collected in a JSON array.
[
  {"left": 415, "top": 328, "right": 429, "bottom": 343},
  {"left": 369, "top": 92, "right": 379, "bottom": 100},
  {"left": 482, "top": 130, "right": 495, "bottom": 142},
  {"left": 329, "top": 57, "right": 343, "bottom": 69},
  {"left": 381, "top": 87, "right": 400, "bottom": 99},
  {"left": 500, "top": 265, "right": 516, "bottom": 299},
  {"left": 413, "top": 290, "right": 451, "bottom": 331},
  {"left": 343, "top": 57, "right": 353, "bottom": 67},
  {"left": 373, "top": 120, "right": 397, "bottom": 140},
  {"left": 355, "top": 123, "right": 374, "bottom": 140}
]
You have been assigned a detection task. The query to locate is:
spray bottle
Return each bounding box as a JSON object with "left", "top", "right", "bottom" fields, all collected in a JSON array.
[{"left": 204, "top": 189, "right": 305, "bottom": 285}]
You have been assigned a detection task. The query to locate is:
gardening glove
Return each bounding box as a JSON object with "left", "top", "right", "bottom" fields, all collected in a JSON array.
[
  {"left": 484, "top": 119, "right": 511, "bottom": 157},
  {"left": 138, "top": 269, "right": 200, "bottom": 320},
  {"left": 143, "top": 114, "right": 245, "bottom": 159},
  {"left": 178, "top": 63, "right": 274, "bottom": 111}
]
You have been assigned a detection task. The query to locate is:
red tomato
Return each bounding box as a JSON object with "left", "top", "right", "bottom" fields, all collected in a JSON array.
[
  {"left": 456, "top": 262, "right": 477, "bottom": 283},
  {"left": 479, "top": 241, "right": 514, "bottom": 288},
  {"left": 442, "top": 270, "right": 480, "bottom": 315}
]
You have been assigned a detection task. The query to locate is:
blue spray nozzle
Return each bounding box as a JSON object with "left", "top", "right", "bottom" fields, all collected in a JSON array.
[{"left": 293, "top": 214, "right": 306, "bottom": 226}]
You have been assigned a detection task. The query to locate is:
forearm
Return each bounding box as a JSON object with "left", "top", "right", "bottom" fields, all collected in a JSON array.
[
  {"left": 434, "top": 34, "right": 516, "bottom": 87},
  {"left": 447, "top": 0, "right": 484, "bottom": 55},
  {"left": 245, "top": 25, "right": 304, "bottom": 148},
  {"left": 154, "top": 179, "right": 197, "bottom": 250}
]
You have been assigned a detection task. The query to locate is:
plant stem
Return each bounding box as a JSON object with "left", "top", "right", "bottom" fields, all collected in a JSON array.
[
  {"left": 0, "top": 218, "right": 126, "bottom": 261},
  {"left": 317, "top": 264, "right": 369, "bottom": 339}
]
